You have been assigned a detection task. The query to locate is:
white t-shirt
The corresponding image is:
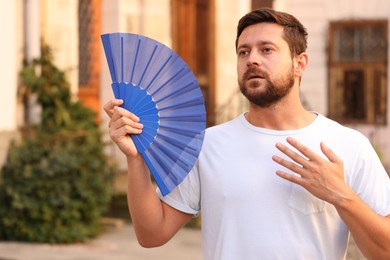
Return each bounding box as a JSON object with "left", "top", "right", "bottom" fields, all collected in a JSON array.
[{"left": 158, "top": 113, "right": 390, "bottom": 260}]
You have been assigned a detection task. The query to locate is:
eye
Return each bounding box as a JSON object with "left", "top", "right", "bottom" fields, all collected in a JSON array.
[
  {"left": 262, "top": 47, "right": 274, "bottom": 54},
  {"left": 238, "top": 49, "right": 249, "bottom": 57}
]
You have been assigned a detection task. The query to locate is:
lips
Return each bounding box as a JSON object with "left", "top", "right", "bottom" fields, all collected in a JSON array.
[
  {"left": 245, "top": 69, "right": 266, "bottom": 81},
  {"left": 245, "top": 72, "right": 265, "bottom": 80},
  {"left": 247, "top": 73, "right": 264, "bottom": 80}
]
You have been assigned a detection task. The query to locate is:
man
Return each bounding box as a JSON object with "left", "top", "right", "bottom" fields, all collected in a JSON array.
[{"left": 104, "top": 8, "right": 390, "bottom": 260}]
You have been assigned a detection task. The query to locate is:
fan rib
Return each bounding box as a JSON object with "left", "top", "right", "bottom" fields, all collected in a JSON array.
[
  {"left": 154, "top": 80, "right": 194, "bottom": 103},
  {"left": 131, "top": 92, "right": 154, "bottom": 114},
  {"left": 138, "top": 130, "right": 156, "bottom": 144},
  {"left": 149, "top": 66, "right": 185, "bottom": 97},
  {"left": 136, "top": 106, "right": 159, "bottom": 118},
  {"left": 159, "top": 125, "right": 201, "bottom": 137},
  {"left": 142, "top": 154, "right": 169, "bottom": 195},
  {"left": 121, "top": 36, "right": 124, "bottom": 82},
  {"left": 159, "top": 115, "right": 205, "bottom": 122},
  {"left": 138, "top": 44, "right": 158, "bottom": 87},
  {"left": 130, "top": 39, "right": 141, "bottom": 84},
  {"left": 159, "top": 97, "right": 204, "bottom": 112},
  {"left": 147, "top": 144, "right": 187, "bottom": 183},
  {"left": 157, "top": 133, "right": 199, "bottom": 156},
  {"left": 132, "top": 137, "right": 147, "bottom": 153},
  {"left": 144, "top": 55, "right": 173, "bottom": 92}
]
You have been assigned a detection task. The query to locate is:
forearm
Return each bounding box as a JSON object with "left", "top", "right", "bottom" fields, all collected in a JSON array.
[
  {"left": 126, "top": 155, "right": 167, "bottom": 246},
  {"left": 335, "top": 193, "right": 390, "bottom": 259}
]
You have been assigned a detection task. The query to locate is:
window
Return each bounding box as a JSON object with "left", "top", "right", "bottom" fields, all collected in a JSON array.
[{"left": 328, "top": 20, "right": 388, "bottom": 125}]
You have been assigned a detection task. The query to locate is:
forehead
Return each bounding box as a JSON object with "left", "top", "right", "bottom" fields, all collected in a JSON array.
[{"left": 237, "top": 22, "right": 286, "bottom": 48}]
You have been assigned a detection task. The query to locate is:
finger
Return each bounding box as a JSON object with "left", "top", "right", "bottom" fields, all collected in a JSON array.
[
  {"left": 110, "top": 120, "right": 143, "bottom": 135},
  {"left": 110, "top": 113, "right": 143, "bottom": 133},
  {"left": 110, "top": 107, "right": 143, "bottom": 132},
  {"left": 285, "top": 137, "right": 321, "bottom": 162},
  {"left": 103, "top": 99, "right": 122, "bottom": 113},
  {"left": 110, "top": 124, "right": 141, "bottom": 140},
  {"left": 320, "top": 142, "right": 342, "bottom": 165},
  {"left": 275, "top": 169, "right": 304, "bottom": 186},
  {"left": 103, "top": 99, "right": 123, "bottom": 118},
  {"left": 272, "top": 154, "right": 305, "bottom": 175},
  {"left": 275, "top": 141, "right": 309, "bottom": 167},
  {"left": 111, "top": 106, "right": 140, "bottom": 123}
]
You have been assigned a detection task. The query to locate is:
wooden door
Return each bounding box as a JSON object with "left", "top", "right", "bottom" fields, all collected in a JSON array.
[{"left": 171, "top": 0, "right": 215, "bottom": 126}]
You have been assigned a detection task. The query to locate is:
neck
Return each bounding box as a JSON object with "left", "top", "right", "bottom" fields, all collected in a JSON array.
[{"left": 244, "top": 89, "right": 316, "bottom": 130}]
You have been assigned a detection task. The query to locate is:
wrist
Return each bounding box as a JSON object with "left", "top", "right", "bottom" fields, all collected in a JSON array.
[
  {"left": 332, "top": 189, "right": 360, "bottom": 212},
  {"left": 127, "top": 153, "right": 142, "bottom": 163}
]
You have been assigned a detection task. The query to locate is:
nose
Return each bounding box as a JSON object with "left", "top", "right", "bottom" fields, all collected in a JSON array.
[{"left": 246, "top": 51, "right": 260, "bottom": 67}]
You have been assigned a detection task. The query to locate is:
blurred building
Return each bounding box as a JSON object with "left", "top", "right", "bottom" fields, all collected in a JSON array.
[{"left": 1, "top": 0, "right": 390, "bottom": 172}]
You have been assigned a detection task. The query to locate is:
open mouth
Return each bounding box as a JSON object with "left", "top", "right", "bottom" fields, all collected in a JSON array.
[{"left": 247, "top": 74, "right": 264, "bottom": 80}]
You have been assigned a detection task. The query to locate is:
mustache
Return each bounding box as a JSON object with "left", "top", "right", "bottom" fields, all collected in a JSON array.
[{"left": 243, "top": 67, "right": 268, "bottom": 80}]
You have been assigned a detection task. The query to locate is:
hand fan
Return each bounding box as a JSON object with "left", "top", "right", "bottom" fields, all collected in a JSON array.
[{"left": 101, "top": 33, "right": 206, "bottom": 196}]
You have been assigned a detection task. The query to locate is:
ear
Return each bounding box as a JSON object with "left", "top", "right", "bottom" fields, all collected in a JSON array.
[{"left": 293, "top": 52, "right": 308, "bottom": 77}]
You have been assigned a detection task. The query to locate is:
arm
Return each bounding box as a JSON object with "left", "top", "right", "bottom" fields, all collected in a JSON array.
[
  {"left": 104, "top": 99, "right": 192, "bottom": 247},
  {"left": 272, "top": 137, "right": 390, "bottom": 259},
  {"left": 336, "top": 192, "right": 390, "bottom": 259}
]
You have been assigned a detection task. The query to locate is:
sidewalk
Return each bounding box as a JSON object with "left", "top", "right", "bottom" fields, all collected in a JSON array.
[
  {"left": 0, "top": 224, "right": 202, "bottom": 260},
  {"left": 0, "top": 223, "right": 365, "bottom": 260}
]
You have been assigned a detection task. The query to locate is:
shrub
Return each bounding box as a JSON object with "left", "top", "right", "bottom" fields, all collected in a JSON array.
[{"left": 0, "top": 45, "right": 113, "bottom": 243}]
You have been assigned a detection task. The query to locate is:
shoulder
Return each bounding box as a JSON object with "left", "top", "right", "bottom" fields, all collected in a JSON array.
[
  {"left": 202, "top": 115, "right": 247, "bottom": 147},
  {"left": 316, "top": 114, "right": 370, "bottom": 143},
  {"left": 314, "top": 115, "right": 381, "bottom": 171},
  {"left": 205, "top": 114, "right": 245, "bottom": 137}
]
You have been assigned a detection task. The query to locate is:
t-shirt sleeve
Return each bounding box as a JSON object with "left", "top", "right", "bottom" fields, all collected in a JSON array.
[
  {"left": 349, "top": 137, "right": 390, "bottom": 217},
  {"left": 156, "top": 160, "right": 201, "bottom": 216}
]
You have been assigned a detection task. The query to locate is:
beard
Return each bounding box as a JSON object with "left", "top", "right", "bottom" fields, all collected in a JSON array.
[{"left": 239, "top": 66, "right": 295, "bottom": 108}]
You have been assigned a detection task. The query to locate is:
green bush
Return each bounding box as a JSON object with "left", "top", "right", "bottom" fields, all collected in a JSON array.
[{"left": 0, "top": 45, "right": 113, "bottom": 243}]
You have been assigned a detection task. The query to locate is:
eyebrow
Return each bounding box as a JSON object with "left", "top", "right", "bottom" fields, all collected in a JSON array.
[{"left": 237, "top": 40, "right": 277, "bottom": 51}]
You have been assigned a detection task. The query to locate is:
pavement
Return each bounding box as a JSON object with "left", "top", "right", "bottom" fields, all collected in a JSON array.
[
  {"left": 0, "top": 223, "right": 202, "bottom": 260},
  {"left": 0, "top": 222, "right": 366, "bottom": 260}
]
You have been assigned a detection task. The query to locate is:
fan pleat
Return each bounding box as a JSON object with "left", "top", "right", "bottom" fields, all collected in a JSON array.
[
  {"left": 142, "top": 151, "right": 176, "bottom": 195},
  {"left": 129, "top": 39, "right": 140, "bottom": 83},
  {"left": 125, "top": 88, "right": 150, "bottom": 111},
  {"left": 153, "top": 71, "right": 195, "bottom": 99},
  {"left": 154, "top": 80, "right": 197, "bottom": 103},
  {"left": 159, "top": 98, "right": 204, "bottom": 113},
  {"left": 111, "top": 82, "right": 120, "bottom": 99},
  {"left": 133, "top": 101, "right": 157, "bottom": 115},
  {"left": 143, "top": 55, "right": 174, "bottom": 91},
  {"left": 159, "top": 115, "right": 204, "bottom": 122},
  {"left": 139, "top": 114, "right": 160, "bottom": 123},
  {"left": 149, "top": 67, "right": 186, "bottom": 97},
  {"left": 134, "top": 129, "right": 155, "bottom": 148},
  {"left": 156, "top": 131, "right": 204, "bottom": 157},
  {"left": 101, "top": 36, "right": 117, "bottom": 82},
  {"left": 158, "top": 114, "right": 205, "bottom": 138},
  {"left": 132, "top": 137, "right": 148, "bottom": 153},
  {"left": 159, "top": 108, "right": 205, "bottom": 119},
  {"left": 146, "top": 139, "right": 199, "bottom": 185},
  {"left": 146, "top": 145, "right": 182, "bottom": 180}
]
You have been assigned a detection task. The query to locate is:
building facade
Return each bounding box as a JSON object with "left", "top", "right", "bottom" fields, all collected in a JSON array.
[{"left": 1, "top": 0, "right": 389, "bottom": 172}]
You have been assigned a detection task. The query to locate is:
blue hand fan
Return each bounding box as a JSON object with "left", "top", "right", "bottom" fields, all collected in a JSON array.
[{"left": 101, "top": 33, "right": 206, "bottom": 196}]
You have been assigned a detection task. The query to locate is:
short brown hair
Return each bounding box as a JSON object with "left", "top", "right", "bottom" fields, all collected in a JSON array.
[{"left": 236, "top": 8, "right": 308, "bottom": 57}]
